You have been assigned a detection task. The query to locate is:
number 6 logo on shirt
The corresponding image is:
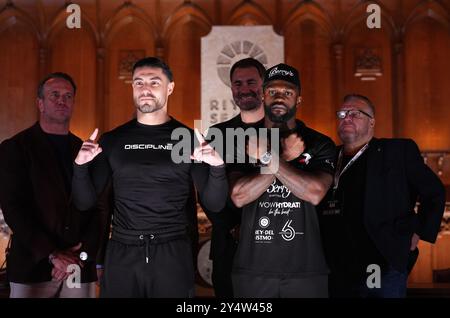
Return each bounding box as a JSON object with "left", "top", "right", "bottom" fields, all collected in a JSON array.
[{"left": 280, "top": 220, "right": 304, "bottom": 241}]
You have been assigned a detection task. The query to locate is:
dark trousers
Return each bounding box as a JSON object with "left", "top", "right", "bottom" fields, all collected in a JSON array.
[
  {"left": 329, "top": 266, "right": 408, "bottom": 298},
  {"left": 100, "top": 236, "right": 195, "bottom": 298},
  {"left": 211, "top": 257, "right": 234, "bottom": 297},
  {"left": 211, "top": 237, "right": 236, "bottom": 297},
  {"left": 232, "top": 273, "right": 328, "bottom": 298}
]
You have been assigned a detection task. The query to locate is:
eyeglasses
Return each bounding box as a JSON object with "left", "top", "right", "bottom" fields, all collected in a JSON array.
[{"left": 336, "top": 109, "right": 373, "bottom": 120}]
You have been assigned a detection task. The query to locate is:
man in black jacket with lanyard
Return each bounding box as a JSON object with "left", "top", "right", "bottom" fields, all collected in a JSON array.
[
  {"left": 72, "top": 57, "right": 227, "bottom": 298},
  {"left": 318, "top": 94, "right": 445, "bottom": 298}
]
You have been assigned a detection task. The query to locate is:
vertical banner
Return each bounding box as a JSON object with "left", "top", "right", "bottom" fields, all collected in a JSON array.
[{"left": 201, "top": 26, "right": 284, "bottom": 131}]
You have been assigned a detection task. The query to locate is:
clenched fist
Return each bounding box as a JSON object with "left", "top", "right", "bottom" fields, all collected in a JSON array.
[{"left": 281, "top": 133, "right": 305, "bottom": 161}]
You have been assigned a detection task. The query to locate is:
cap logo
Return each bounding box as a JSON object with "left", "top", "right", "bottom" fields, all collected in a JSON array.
[{"left": 268, "top": 67, "right": 294, "bottom": 78}]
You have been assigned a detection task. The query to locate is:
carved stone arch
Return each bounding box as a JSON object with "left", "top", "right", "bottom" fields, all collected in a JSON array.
[
  {"left": 104, "top": 2, "right": 158, "bottom": 47},
  {"left": 282, "top": 1, "right": 334, "bottom": 39},
  {"left": 162, "top": 2, "right": 211, "bottom": 45},
  {"left": 47, "top": 4, "right": 99, "bottom": 47},
  {"left": 403, "top": 0, "right": 450, "bottom": 33},
  {"left": 342, "top": 0, "right": 397, "bottom": 40},
  {"left": 226, "top": 0, "right": 272, "bottom": 25},
  {"left": 282, "top": 1, "right": 336, "bottom": 141},
  {"left": 0, "top": 3, "right": 41, "bottom": 42},
  {"left": 340, "top": 1, "right": 397, "bottom": 140},
  {"left": 0, "top": 3, "right": 40, "bottom": 141},
  {"left": 401, "top": 0, "right": 450, "bottom": 150}
]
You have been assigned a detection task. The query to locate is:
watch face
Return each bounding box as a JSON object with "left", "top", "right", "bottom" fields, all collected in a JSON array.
[
  {"left": 79, "top": 252, "right": 88, "bottom": 261},
  {"left": 260, "top": 152, "right": 271, "bottom": 165}
]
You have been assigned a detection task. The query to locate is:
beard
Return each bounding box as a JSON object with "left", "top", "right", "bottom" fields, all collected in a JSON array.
[
  {"left": 234, "top": 91, "right": 261, "bottom": 111},
  {"left": 134, "top": 95, "right": 164, "bottom": 114},
  {"left": 264, "top": 101, "right": 297, "bottom": 123}
]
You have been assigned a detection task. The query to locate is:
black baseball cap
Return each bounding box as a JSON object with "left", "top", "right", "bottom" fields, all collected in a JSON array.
[{"left": 263, "top": 63, "right": 301, "bottom": 92}]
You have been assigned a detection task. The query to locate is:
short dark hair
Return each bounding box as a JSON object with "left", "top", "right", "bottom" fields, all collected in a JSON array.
[
  {"left": 230, "top": 58, "right": 266, "bottom": 81},
  {"left": 343, "top": 94, "right": 375, "bottom": 116},
  {"left": 37, "top": 72, "right": 76, "bottom": 99},
  {"left": 132, "top": 57, "right": 173, "bottom": 82}
]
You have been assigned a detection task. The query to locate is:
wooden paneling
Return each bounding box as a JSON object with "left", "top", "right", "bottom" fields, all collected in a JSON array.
[
  {"left": 0, "top": 236, "right": 7, "bottom": 269},
  {"left": 403, "top": 18, "right": 450, "bottom": 151},
  {"left": 49, "top": 27, "right": 97, "bottom": 139},
  {"left": 0, "top": 22, "right": 39, "bottom": 141},
  {"left": 434, "top": 235, "right": 450, "bottom": 271},
  {"left": 343, "top": 19, "right": 394, "bottom": 139},
  {"left": 166, "top": 20, "right": 210, "bottom": 128},
  {"left": 285, "top": 18, "right": 336, "bottom": 140},
  {"left": 226, "top": 0, "right": 273, "bottom": 25},
  {"left": 105, "top": 20, "right": 155, "bottom": 131},
  {"left": 410, "top": 235, "right": 450, "bottom": 283},
  {"left": 409, "top": 241, "right": 434, "bottom": 283}
]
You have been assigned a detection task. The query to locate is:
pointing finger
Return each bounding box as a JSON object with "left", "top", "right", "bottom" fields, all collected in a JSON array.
[
  {"left": 88, "top": 128, "right": 99, "bottom": 142},
  {"left": 194, "top": 128, "right": 206, "bottom": 145}
]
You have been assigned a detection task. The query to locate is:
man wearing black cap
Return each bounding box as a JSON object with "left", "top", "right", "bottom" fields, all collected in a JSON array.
[{"left": 229, "top": 63, "right": 336, "bottom": 298}]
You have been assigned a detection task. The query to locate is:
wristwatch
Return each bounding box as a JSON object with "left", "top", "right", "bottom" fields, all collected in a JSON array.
[
  {"left": 260, "top": 151, "right": 272, "bottom": 165},
  {"left": 49, "top": 253, "right": 56, "bottom": 264},
  {"left": 79, "top": 251, "right": 88, "bottom": 261}
]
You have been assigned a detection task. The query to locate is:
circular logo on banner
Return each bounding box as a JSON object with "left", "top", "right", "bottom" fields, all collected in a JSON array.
[{"left": 216, "top": 40, "right": 268, "bottom": 87}]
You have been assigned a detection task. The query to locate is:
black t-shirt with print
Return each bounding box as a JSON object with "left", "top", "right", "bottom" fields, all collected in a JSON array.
[{"left": 233, "top": 120, "right": 335, "bottom": 277}]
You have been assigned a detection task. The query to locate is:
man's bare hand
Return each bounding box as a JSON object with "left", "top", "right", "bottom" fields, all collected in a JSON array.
[
  {"left": 281, "top": 133, "right": 305, "bottom": 161},
  {"left": 49, "top": 242, "right": 83, "bottom": 278},
  {"left": 51, "top": 267, "right": 69, "bottom": 282},
  {"left": 75, "top": 128, "right": 102, "bottom": 165},
  {"left": 191, "top": 129, "right": 224, "bottom": 166}
]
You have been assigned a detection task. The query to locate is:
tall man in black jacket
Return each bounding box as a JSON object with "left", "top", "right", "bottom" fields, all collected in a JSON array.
[{"left": 0, "top": 73, "right": 99, "bottom": 297}]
